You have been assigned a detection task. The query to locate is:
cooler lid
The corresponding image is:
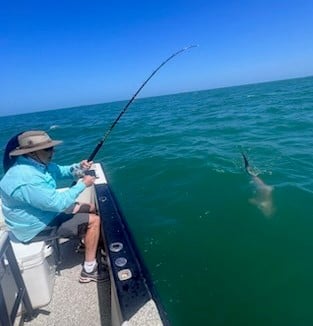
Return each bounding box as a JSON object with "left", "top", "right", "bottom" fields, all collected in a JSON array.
[{"left": 10, "top": 240, "right": 46, "bottom": 268}]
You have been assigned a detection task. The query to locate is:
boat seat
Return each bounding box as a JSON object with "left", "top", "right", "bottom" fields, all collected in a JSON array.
[
  {"left": 9, "top": 227, "right": 62, "bottom": 272},
  {"left": 28, "top": 227, "right": 61, "bottom": 267},
  {"left": 8, "top": 228, "right": 61, "bottom": 310}
]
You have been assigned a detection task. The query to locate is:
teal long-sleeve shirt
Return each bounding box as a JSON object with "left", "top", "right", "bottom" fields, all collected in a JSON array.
[{"left": 0, "top": 156, "right": 86, "bottom": 242}]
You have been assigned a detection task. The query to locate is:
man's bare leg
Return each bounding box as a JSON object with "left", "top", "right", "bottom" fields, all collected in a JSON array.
[
  {"left": 79, "top": 213, "right": 107, "bottom": 282},
  {"left": 84, "top": 213, "right": 100, "bottom": 262}
]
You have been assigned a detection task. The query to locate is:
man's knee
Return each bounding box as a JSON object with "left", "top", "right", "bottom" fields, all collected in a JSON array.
[{"left": 88, "top": 213, "right": 100, "bottom": 228}]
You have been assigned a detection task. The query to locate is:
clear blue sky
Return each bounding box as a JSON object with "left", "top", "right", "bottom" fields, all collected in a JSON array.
[{"left": 1, "top": 0, "right": 312, "bottom": 116}]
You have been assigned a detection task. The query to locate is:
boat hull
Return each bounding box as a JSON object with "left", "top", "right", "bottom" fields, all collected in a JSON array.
[{"left": 92, "top": 163, "right": 168, "bottom": 325}]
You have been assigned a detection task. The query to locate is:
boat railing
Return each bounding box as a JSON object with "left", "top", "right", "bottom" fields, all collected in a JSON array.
[{"left": 0, "top": 231, "right": 34, "bottom": 326}]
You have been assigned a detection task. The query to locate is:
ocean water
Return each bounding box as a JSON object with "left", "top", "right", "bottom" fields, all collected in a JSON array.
[{"left": 1, "top": 76, "right": 313, "bottom": 325}]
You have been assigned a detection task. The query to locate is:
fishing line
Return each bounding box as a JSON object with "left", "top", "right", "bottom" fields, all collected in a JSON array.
[{"left": 87, "top": 45, "right": 198, "bottom": 162}]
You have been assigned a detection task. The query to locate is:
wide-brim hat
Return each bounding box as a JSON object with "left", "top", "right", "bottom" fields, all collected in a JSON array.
[{"left": 9, "top": 130, "right": 63, "bottom": 156}]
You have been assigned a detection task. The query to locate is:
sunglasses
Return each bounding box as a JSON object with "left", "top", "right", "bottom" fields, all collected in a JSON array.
[{"left": 43, "top": 147, "right": 54, "bottom": 152}]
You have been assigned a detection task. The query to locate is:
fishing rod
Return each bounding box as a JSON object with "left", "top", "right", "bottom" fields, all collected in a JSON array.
[{"left": 87, "top": 45, "right": 198, "bottom": 162}]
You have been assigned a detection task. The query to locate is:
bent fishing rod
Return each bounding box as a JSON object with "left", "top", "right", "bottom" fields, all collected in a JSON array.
[{"left": 87, "top": 45, "right": 198, "bottom": 162}]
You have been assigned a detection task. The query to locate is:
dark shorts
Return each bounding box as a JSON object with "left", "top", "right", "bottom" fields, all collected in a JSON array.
[{"left": 50, "top": 203, "right": 91, "bottom": 238}]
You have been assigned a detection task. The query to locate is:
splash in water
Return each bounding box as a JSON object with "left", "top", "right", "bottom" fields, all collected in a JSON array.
[{"left": 49, "top": 125, "right": 60, "bottom": 130}]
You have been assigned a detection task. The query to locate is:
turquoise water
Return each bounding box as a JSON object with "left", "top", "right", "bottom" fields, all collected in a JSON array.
[{"left": 1, "top": 76, "right": 313, "bottom": 325}]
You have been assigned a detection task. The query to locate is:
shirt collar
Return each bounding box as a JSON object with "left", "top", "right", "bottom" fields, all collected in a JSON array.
[{"left": 16, "top": 155, "right": 47, "bottom": 172}]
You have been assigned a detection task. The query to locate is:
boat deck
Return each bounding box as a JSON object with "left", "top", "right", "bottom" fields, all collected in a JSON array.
[{"left": 24, "top": 238, "right": 111, "bottom": 326}]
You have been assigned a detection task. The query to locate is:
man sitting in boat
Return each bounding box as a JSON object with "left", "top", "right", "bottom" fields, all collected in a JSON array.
[{"left": 0, "top": 130, "right": 107, "bottom": 283}]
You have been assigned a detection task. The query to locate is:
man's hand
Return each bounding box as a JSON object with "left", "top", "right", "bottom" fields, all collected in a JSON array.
[
  {"left": 80, "top": 160, "right": 93, "bottom": 170},
  {"left": 83, "top": 175, "right": 95, "bottom": 187}
]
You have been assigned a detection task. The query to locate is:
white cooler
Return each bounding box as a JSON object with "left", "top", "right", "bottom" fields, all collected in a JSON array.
[{"left": 10, "top": 240, "right": 56, "bottom": 309}]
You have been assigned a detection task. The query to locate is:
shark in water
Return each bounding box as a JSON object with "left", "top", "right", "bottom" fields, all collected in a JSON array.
[{"left": 242, "top": 153, "right": 274, "bottom": 217}]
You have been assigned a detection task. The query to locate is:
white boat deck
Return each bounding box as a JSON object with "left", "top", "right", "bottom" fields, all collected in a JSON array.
[{"left": 24, "top": 238, "right": 111, "bottom": 326}]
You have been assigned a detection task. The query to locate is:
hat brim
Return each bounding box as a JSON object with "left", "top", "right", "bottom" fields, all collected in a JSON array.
[{"left": 9, "top": 140, "right": 63, "bottom": 156}]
